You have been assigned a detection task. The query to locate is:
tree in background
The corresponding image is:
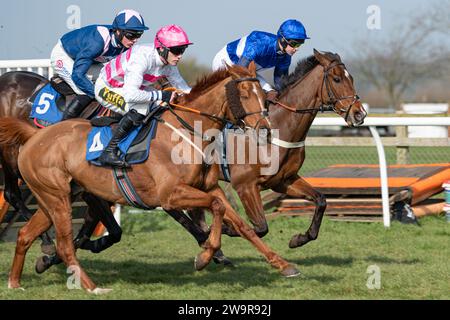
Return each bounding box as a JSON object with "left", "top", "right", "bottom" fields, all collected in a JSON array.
[{"left": 348, "top": 1, "right": 450, "bottom": 110}]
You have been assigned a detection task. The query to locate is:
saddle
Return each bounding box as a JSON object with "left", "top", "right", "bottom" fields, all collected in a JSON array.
[
  {"left": 86, "top": 104, "right": 165, "bottom": 166},
  {"left": 29, "top": 76, "right": 106, "bottom": 128}
]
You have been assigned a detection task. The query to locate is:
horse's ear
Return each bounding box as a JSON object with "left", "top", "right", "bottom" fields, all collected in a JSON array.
[
  {"left": 313, "top": 48, "right": 329, "bottom": 66},
  {"left": 248, "top": 61, "right": 256, "bottom": 76},
  {"left": 226, "top": 63, "right": 240, "bottom": 79}
]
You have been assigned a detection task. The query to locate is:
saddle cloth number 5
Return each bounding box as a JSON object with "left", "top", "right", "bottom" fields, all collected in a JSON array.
[{"left": 36, "top": 93, "right": 55, "bottom": 115}]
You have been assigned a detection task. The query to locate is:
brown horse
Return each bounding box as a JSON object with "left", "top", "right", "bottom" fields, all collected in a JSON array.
[
  {"left": 0, "top": 63, "right": 299, "bottom": 293},
  {"left": 168, "top": 49, "right": 367, "bottom": 258},
  {"left": 0, "top": 71, "right": 117, "bottom": 253}
]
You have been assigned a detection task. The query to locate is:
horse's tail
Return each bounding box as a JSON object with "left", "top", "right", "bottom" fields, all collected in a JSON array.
[{"left": 0, "top": 117, "right": 37, "bottom": 146}]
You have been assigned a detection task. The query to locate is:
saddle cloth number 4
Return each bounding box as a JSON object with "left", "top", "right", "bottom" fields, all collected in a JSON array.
[{"left": 89, "top": 131, "right": 105, "bottom": 152}]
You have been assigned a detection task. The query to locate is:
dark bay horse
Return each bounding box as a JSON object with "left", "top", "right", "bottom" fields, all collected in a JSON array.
[
  {"left": 0, "top": 71, "right": 116, "bottom": 253},
  {"left": 170, "top": 49, "right": 367, "bottom": 257},
  {"left": 0, "top": 63, "right": 299, "bottom": 293}
]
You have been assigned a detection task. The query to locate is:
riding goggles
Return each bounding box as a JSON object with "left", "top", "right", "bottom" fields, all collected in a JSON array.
[
  {"left": 123, "top": 30, "right": 144, "bottom": 40},
  {"left": 169, "top": 45, "right": 188, "bottom": 56},
  {"left": 285, "top": 38, "right": 305, "bottom": 48}
]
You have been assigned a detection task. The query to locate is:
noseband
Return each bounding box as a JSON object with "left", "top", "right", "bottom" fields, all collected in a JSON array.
[{"left": 225, "top": 77, "right": 268, "bottom": 127}]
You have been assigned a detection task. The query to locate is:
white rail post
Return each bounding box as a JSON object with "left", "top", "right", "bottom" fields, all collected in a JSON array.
[{"left": 368, "top": 126, "right": 390, "bottom": 227}]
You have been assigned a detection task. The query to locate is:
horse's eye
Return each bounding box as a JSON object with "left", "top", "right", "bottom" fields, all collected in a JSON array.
[{"left": 333, "top": 77, "right": 341, "bottom": 83}]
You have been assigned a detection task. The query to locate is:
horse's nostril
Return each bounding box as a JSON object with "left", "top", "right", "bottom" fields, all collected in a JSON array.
[{"left": 354, "top": 112, "right": 363, "bottom": 122}]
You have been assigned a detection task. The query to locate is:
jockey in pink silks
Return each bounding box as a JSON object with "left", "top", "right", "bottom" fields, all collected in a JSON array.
[{"left": 94, "top": 24, "right": 193, "bottom": 167}]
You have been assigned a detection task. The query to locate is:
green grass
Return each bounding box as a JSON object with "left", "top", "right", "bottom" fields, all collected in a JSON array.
[{"left": 0, "top": 211, "right": 448, "bottom": 300}]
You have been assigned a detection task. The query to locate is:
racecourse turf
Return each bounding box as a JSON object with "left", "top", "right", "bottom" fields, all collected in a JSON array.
[{"left": 0, "top": 210, "right": 448, "bottom": 300}]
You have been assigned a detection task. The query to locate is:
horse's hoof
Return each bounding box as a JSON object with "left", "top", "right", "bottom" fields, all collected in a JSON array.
[
  {"left": 35, "top": 255, "right": 51, "bottom": 274},
  {"left": 87, "top": 287, "right": 113, "bottom": 295},
  {"left": 41, "top": 243, "right": 56, "bottom": 256},
  {"left": 212, "top": 252, "right": 235, "bottom": 267},
  {"left": 281, "top": 264, "right": 301, "bottom": 278},
  {"left": 194, "top": 254, "right": 209, "bottom": 271},
  {"left": 289, "top": 234, "right": 308, "bottom": 248},
  {"left": 8, "top": 280, "right": 24, "bottom": 290}
]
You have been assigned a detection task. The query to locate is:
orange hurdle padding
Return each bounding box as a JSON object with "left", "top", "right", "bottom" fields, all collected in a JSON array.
[
  {"left": 92, "top": 222, "right": 106, "bottom": 237},
  {"left": 412, "top": 202, "right": 445, "bottom": 218},
  {"left": 409, "top": 168, "right": 450, "bottom": 205},
  {"left": 0, "top": 191, "right": 9, "bottom": 224}
]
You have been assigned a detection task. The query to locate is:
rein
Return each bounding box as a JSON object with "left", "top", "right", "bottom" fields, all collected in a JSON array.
[{"left": 160, "top": 76, "right": 265, "bottom": 141}]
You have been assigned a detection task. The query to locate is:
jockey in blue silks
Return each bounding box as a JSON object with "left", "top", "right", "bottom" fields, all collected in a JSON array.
[
  {"left": 50, "top": 9, "right": 149, "bottom": 120},
  {"left": 212, "top": 19, "right": 309, "bottom": 101}
]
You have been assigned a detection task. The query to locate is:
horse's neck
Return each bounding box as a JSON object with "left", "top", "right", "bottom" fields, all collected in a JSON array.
[
  {"left": 269, "top": 67, "right": 323, "bottom": 144},
  {"left": 175, "top": 80, "right": 228, "bottom": 133}
]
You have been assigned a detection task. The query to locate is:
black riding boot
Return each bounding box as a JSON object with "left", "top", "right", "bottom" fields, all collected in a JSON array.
[
  {"left": 98, "top": 110, "right": 145, "bottom": 168},
  {"left": 61, "top": 95, "right": 93, "bottom": 120}
]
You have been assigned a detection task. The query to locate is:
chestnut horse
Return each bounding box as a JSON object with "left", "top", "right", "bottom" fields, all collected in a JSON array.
[
  {"left": 168, "top": 49, "right": 367, "bottom": 260},
  {"left": 0, "top": 63, "right": 299, "bottom": 293}
]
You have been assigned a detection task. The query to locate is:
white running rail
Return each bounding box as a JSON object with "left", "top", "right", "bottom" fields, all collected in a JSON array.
[{"left": 0, "top": 59, "right": 53, "bottom": 78}]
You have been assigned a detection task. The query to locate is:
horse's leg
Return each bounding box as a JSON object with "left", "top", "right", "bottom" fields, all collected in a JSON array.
[
  {"left": 209, "top": 188, "right": 300, "bottom": 277},
  {"left": 35, "top": 194, "right": 120, "bottom": 274},
  {"left": 0, "top": 161, "right": 55, "bottom": 255},
  {"left": 77, "top": 193, "right": 122, "bottom": 253},
  {"left": 273, "top": 175, "right": 327, "bottom": 248},
  {"left": 168, "top": 208, "right": 233, "bottom": 266},
  {"left": 166, "top": 209, "right": 209, "bottom": 245},
  {"left": 51, "top": 195, "right": 106, "bottom": 292},
  {"left": 234, "top": 182, "right": 268, "bottom": 237},
  {"left": 163, "top": 184, "right": 225, "bottom": 270},
  {"left": 8, "top": 208, "right": 52, "bottom": 289}
]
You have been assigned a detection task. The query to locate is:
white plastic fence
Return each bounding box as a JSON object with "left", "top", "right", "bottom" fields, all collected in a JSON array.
[{"left": 0, "top": 59, "right": 53, "bottom": 78}]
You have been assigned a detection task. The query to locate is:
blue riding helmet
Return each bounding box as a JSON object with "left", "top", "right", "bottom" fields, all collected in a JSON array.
[
  {"left": 277, "top": 19, "right": 310, "bottom": 40},
  {"left": 111, "top": 9, "right": 149, "bottom": 31}
]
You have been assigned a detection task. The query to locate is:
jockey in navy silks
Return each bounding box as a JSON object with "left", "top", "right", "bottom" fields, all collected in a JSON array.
[
  {"left": 212, "top": 19, "right": 309, "bottom": 101},
  {"left": 50, "top": 9, "right": 149, "bottom": 120}
]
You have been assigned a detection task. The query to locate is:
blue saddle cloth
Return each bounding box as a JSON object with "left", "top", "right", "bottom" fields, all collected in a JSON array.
[
  {"left": 30, "top": 83, "right": 63, "bottom": 124},
  {"left": 86, "top": 118, "right": 159, "bottom": 166}
]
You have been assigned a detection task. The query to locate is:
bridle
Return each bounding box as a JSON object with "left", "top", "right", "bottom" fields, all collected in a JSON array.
[
  {"left": 270, "top": 60, "right": 360, "bottom": 123},
  {"left": 322, "top": 61, "right": 360, "bottom": 123}
]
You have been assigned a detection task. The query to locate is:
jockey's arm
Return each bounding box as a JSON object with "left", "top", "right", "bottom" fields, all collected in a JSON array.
[
  {"left": 122, "top": 57, "right": 167, "bottom": 103},
  {"left": 236, "top": 56, "right": 252, "bottom": 68},
  {"left": 71, "top": 42, "right": 105, "bottom": 98},
  {"left": 237, "top": 53, "right": 273, "bottom": 92},
  {"left": 71, "top": 56, "right": 97, "bottom": 97},
  {"left": 273, "top": 66, "right": 289, "bottom": 91}
]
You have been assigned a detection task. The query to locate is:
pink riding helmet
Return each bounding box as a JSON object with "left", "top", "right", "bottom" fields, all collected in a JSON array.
[{"left": 154, "top": 24, "right": 193, "bottom": 48}]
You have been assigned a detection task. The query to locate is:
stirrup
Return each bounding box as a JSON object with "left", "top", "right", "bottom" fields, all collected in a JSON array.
[{"left": 98, "top": 152, "right": 129, "bottom": 168}]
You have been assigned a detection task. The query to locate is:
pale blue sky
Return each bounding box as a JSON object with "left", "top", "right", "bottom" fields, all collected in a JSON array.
[{"left": 0, "top": 0, "right": 441, "bottom": 67}]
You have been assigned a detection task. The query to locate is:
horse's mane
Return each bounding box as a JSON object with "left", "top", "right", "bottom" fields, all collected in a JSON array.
[
  {"left": 183, "top": 64, "right": 252, "bottom": 103},
  {"left": 278, "top": 51, "right": 341, "bottom": 95}
]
